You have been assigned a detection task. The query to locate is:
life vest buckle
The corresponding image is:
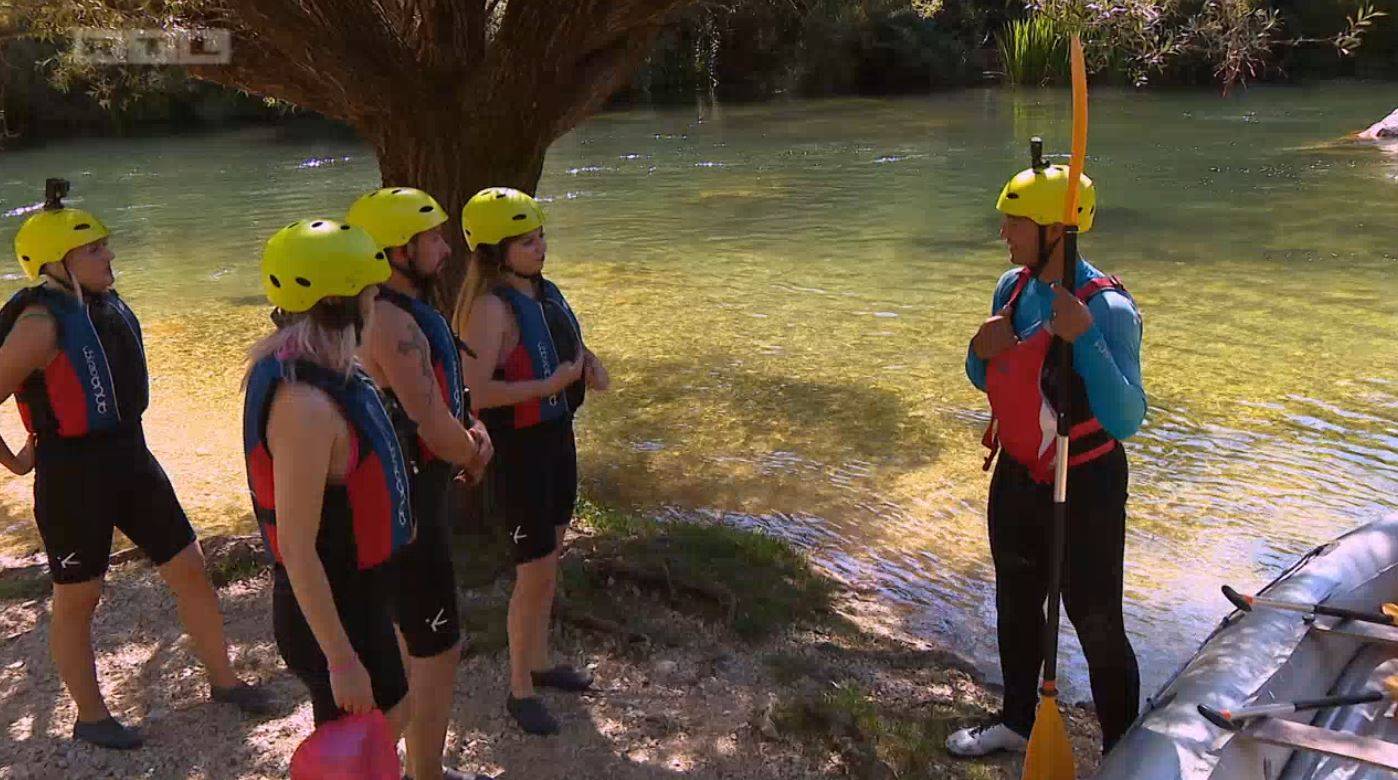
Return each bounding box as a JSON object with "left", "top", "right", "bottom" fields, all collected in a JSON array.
[{"left": 981, "top": 418, "right": 1000, "bottom": 472}]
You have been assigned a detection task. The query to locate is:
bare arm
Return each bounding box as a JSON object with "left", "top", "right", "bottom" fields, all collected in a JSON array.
[
  {"left": 364, "top": 302, "right": 482, "bottom": 468},
  {"left": 266, "top": 384, "right": 358, "bottom": 669},
  {"left": 0, "top": 307, "right": 56, "bottom": 473},
  {"left": 463, "top": 295, "right": 573, "bottom": 411}
]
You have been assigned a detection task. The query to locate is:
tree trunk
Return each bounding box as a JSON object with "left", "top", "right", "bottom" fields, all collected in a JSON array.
[
  {"left": 166, "top": 1, "right": 692, "bottom": 301},
  {"left": 366, "top": 106, "right": 552, "bottom": 308}
]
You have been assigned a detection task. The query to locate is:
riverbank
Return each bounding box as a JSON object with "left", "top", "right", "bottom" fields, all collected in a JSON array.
[{"left": 0, "top": 502, "right": 1103, "bottom": 779}]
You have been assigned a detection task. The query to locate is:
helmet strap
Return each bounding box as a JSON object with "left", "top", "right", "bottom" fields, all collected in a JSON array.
[
  {"left": 485, "top": 243, "right": 541, "bottom": 283},
  {"left": 503, "top": 265, "right": 542, "bottom": 283},
  {"left": 1032, "top": 225, "right": 1065, "bottom": 280},
  {"left": 48, "top": 260, "right": 92, "bottom": 302}
]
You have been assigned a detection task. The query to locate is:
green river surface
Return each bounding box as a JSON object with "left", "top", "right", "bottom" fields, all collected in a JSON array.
[{"left": 1, "top": 83, "right": 1395, "bottom": 699}]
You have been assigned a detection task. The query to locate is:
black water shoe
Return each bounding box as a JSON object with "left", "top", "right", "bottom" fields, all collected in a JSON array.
[
  {"left": 73, "top": 717, "right": 142, "bottom": 750},
  {"left": 507, "top": 695, "right": 560, "bottom": 736}
]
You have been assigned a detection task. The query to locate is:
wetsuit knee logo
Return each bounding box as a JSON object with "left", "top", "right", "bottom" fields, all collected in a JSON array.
[
  {"left": 512, "top": 525, "right": 527, "bottom": 543},
  {"left": 427, "top": 608, "right": 448, "bottom": 633},
  {"left": 57, "top": 552, "right": 80, "bottom": 570}
]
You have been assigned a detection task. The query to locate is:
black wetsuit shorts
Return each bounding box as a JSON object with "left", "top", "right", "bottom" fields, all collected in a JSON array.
[
  {"left": 389, "top": 461, "right": 462, "bottom": 658},
  {"left": 33, "top": 427, "right": 196, "bottom": 584},
  {"left": 489, "top": 418, "right": 577, "bottom": 565}
]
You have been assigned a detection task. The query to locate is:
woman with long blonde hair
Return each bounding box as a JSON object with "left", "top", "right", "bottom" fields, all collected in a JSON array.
[
  {"left": 243, "top": 219, "right": 414, "bottom": 735},
  {"left": 452, "top": 187, "right": 609, "bottom": 735}
]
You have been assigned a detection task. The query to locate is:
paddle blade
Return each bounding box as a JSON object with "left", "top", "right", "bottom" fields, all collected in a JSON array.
[
  {"left": 1022, "top": 694, "right": 1076, "bottom": 780},
  {"left": 1062, "top": 35, "right": 1089, "bottom": 225}
]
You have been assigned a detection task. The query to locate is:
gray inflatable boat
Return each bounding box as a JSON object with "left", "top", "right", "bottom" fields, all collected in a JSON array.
[{"left": 1096, "top": 512, "right": 1398, "bottom": 779}]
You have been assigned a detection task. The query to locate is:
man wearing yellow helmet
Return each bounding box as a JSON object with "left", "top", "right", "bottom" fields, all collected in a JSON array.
[
  {"left": 452, "top": 187, "right": 610, "bottom": 736},
  {"left": 0, "top": 181, "right": 273, "bottom": 751},
  {"left": 947, "top": 141, "right": 1146, "bottom": 758},
  {"left": 244, "top": 219, "right": 414, "bottom": 741},
  {"left": 346, "top": 187, "right": 494, "bottom": 780}
]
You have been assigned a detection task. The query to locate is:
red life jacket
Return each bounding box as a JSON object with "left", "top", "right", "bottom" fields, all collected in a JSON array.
[
  {"left": 981, "top": 267, "right": 1127, "bottom": 483},
  {"left": 0, "top": 285, "right": 147, "bottom": 438},
  {"left": 480, "top": 279, "right": 583, "bottom": 432},
  {"left": 243, "top": 356, "right": 414, "bottom": 571}
]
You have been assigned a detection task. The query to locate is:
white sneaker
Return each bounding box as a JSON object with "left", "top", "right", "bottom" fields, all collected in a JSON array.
[{"left": 946, "top": 722, "right": 1029, "bottom": 757}]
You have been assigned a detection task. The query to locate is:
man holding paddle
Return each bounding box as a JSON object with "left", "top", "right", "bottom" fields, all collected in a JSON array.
[{"left": 948, "top": 43, "right": 1147, "bottom": 766}]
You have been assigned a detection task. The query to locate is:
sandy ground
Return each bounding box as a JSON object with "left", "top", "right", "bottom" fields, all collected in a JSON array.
[{"left": 0, "top": 540, "right": 1102, "bottom": 779}]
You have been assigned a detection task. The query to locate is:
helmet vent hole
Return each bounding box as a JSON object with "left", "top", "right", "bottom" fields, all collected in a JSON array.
[
  {"left": 310, "top": 221, "right": 324, "bottom": 228},
  {"left": 287, "top": 221, "right": 299, "bottom": 230},
  {"left": 339, "top": 224, "right": 350, "bottom": 230},
  {"left": 512, "top": 213, "right": 527, "bottom": 221},
  {"left": 1006, "top": 193, "right": 1020, "bottom": 200},
  {"left": 495, "top": 192, "right": 507, "bottom": 199},
  {"left": 269, "top": 275, "right": 282, "bottom": 288},
  {"left": 21, "top": 255, "right": 30, "bottom": 262},
  {"left": 74, "top": 224, "right": 91, "bottom": 231},
  {"left": 375, "top": 252, "right": 385, "bottom": 260},
  {"left": 295, "top": 277, "right": 312, "bottom": 287},
  {"left": 419, "top": 205, "right": 434, "bottom": 213},
  {"left": 392, "top": 188, "right": 405, "bottom": 194},
  {"left": 464, "top": 229, "right": 471, "bottom": 236}
]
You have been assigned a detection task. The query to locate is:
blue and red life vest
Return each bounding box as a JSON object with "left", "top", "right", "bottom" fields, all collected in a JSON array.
[
  {"left": 0, "top": 284, "right": 146, "bottom": 438},
  {"left": 243, "top": 355, "right": 413, "bottom": 570},
  {"left": 982, "top": 266, "right": 1129, "bottom": 483},
  {"left": 376, "top": 287, "right": 466, "bottom": 466},
  {"left": 481, "top": 279, "right": 584, "bottom": 431}
]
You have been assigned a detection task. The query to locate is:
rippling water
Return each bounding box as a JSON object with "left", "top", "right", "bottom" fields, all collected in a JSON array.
[{"left": 1, "top": 84, "right": 1395, "bottom": 698}]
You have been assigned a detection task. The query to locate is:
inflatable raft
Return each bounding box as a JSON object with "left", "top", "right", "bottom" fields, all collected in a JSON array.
[{"left": 1096, "top": 513, "right": 1398, "bottom": 779}]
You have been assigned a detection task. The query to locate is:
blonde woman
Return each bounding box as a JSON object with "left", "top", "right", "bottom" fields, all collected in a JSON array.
[{"left": 243, "top": 219, "right": 412, "bottom": 733}]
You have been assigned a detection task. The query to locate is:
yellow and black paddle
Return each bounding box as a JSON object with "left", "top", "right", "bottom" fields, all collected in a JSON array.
[{"left": 1021, "top": 34, "right": 1088, "bottom": 780}]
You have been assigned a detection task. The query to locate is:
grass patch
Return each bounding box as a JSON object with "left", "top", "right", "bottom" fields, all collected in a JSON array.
[
  {"left": 0, "top": 574, "right": 49, "bottom": 602},
  {"left": 773, "top": 683, "right": 1003, "bottom": 779},
  {"left": 573, "top": 498, "right": 837, "bottom": 641},
  {"left": 997, "top": 15, "right": 1067, "bottom": 86},
  {"left": 207, "top": 552, "right": 264, "bottom": 587}
]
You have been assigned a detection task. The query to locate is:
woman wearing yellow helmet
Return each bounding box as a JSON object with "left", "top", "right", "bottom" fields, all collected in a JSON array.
[
  {"left": 451, "top": 187, "right": 610, "bottom": 736},
  {"left": 243, "top": 219, "right": 413, "bottom": 738},
  {"left": 948, "top": 141, "right": 1146, "bottom": 759},
  {"left": 0, "top": 181, "right": 273, "bottom": 751}
]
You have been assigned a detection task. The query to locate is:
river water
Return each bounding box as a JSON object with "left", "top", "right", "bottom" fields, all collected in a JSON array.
[{"left": 1, "top": 83, "right": 1395, "bottom": 698}]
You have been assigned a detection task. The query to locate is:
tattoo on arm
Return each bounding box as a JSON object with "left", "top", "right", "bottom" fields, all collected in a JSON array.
[{"left": 396, "top": 332, "right": 437, "bottom": 406}]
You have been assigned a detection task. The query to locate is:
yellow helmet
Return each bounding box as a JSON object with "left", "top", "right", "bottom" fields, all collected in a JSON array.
[
  {"left": 261, "top": 219, "right": 389, "bottom": 312},
  {"left": 14, "top": 208, "right": 110, "bottom": 280},
  {"left": 461, "top": 187, "right": 545, "bottom": 251},
  {"left": 345, "top": 187, "right": 448, "bottom": 250},
  {"left": 995, "top": 164, "right": 1096, "bottom": 233}
]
